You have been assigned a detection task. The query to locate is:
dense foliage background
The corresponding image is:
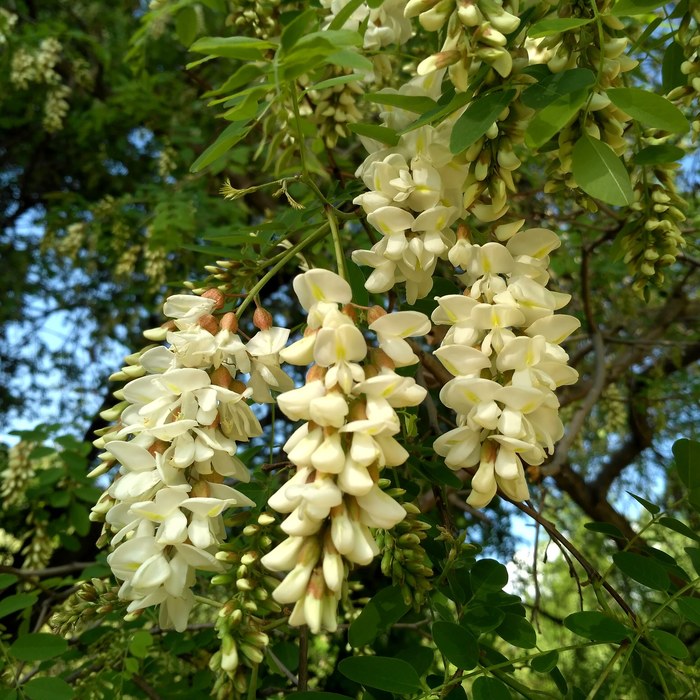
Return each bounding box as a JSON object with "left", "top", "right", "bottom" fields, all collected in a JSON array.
[{"left": 0, "top": 0, "right": 699, "bottom": 698}]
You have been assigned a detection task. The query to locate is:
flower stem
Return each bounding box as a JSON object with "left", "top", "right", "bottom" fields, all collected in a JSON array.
[{"left": 325, "top": 205, "right": 347, "bottom": 281}]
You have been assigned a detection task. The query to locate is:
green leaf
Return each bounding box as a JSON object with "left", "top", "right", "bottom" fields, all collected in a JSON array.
[
  {"left": 472, "top": 676, "right": 512, "bottom": 700},
  {"left": 525, "top": 90, "right": 587, "bottom": 149},
  {"left": 347, "top": 123, "right": 400, "bottom": 147},
  {"left": 450, "top": 90, "right": 516, "bottom": 154},
  {"left": 572, "top": 134, "right": 634, "bottom": 206},
  {"left": 306, "top": 74, "right": 363, "bottom": 92},
  {"left": 677, "top": 597, "right": 700, "bottom": 626},
  {"left": 0, "top": 593, "right": 38, "bottom": 619},
  {"left": 531, "top": 650, "right": 559, "bottom": 673},
  {"left": 328, "top": 0, "right": 367, "bottom": 30},
  {"left": 608, "top": 88, "right": 688, "bottom": 134},
  {"left": 175, "top": 6, "right": 198, "bottom": 47},
  {"left": 662, "top": 42, "right": 687, "bottom": 92},
  {"left": 627, "top": 492, "right": 660, "bottom": 515},
  {"left": 338, "top": 657, "right": 422, "bottom": 694},
  {"left": 9, "top": 633, "right": 68, "bottom": 661},
  {"left": 402, "top": 89, "right": 472, "bottom": 134},
  {"left": 528, "top": 17, "right": 594, "bottom": 37},
  {"left": 411, "top": 460, "right": 462, "bottom": 489},
  {"left": 550, "top": 666, "right": 568, "bottom": 695},
  {"left": 584, "top": 521, "right": 626, "bottom": 539},
  {"left": 0, "top": 573, "right": 18, "bottom": 590},
  {"left": 346, "top": 260, "right": 369, "bottom": 307},
  {"left": 190, "top": 121, "right": 251, "bottom": 173},
  {"left": 674, "top": 439, "right": 700, "bottom": 494},
  {"left": 613, "top": 0, "right": 668, "bottom": 16},
  {"left": 470, "top": 559, "right": 509, "bottom": 595},
  {"left": 69, "top": 501, "right": 91, "bottom": 537},
  {"left": 348, "top": 587, "right": 410, "bottom": 648},
  {"left": 658, "top": 516, "right": 700, "bottom": 542},
  {"left": 445, "top": 687, "right": 468, "bottom": 700},
  {"left": 648, "top": 629, "right": 689, "bottom": 659},
  {"left": 685, "top": 547, "right": 700, "bottom": 576},
  {"left": 128, "top": 630, "right": 153, "bottom": 659},
  {"left": 365, "top": 93, "right": 438, "bottom": 114},
  {"left": 432, "top": 621, "right": 479, "bottom": 670},
  {"left": 280, "top": 9, "right": 318, "bottom": 53},
  {"left": 462, "top": 604, "right": 505, "bottom": 633},
  {"left": 23, "top": 678, "right": 74, "bottom": 700},
  {"left": 325, "top": 48, "right": 373, "bottom": 73},
  {"left": 633, "top": 145, "right": 686, "bottom": 165},
  {"left": 189, "top": 36, "right": 276, "bottom": 60},
  {"left": 564, "top": 611, "right": 630, "bottom": 642},
  {"left": 613, "top": 552, "right": 670, "bottom": 590},
  {"left": 496, "top": 613, "right": 537, "bottom": 649},
  {"left": 521, "top": 68, "right": 596, "bottom": 110},
  {"left": 291, "top": 694, "right": 355, "bottom": 700}
]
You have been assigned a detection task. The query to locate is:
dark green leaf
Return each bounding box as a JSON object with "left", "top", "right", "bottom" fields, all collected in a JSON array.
[
  {"left": 175, "top": 6, "right": 198, "bottom": 47},
  {"left": 633, "top": 145, "right": 686, "bottom": 165},
  {"left": 613, "top": 551, "right": 669, "bottom": 590},
  {"left": 450, "top": 90, "right": 516, "bottom": 154},
  {"left": 472, "top": 676, "right": 512, "bottom": 700},
  {"left": 280, "top": 9, "right": 318, "bottom": 52},
  {"left": 69, "top": 501, "right": 91, "bottom": 537},
  {"left": 348, "top": 587, "right": 410, "bottom": 647},
  {"left": 550, "top": 666, "right": 568, "bottom": 695},
  {"left": 347, "top": 123, "right": 400, "bottom": 147},
  {"left": 338, "top": 657, "right": 422, "bottom": 694},
  {"left": 0, "top": 593, "right": 38, "bottom": 618},
  {"left": 462, "top": 604, "right": 505, "bottom": 633},
  {"left": 365, "top": 93, "right": 438, "bottom": 114},
  {"left": 0, "top": 690, "right": 18, "bottom": 700},
  {"left": 432, "top": 621, "right": 479, "bottom": 670},
  {"left": 658, "top": 516, "right": 700, "bottom": 542},
  {"left": 325, "top": 49, "right": 373, "bottom": 73},
  {"left": 572, "top": 135, "right": 634, "bottom": 206},
  {"left": 496, "top": 613, "right": 537, "bottom": 649},
  {"left": 627, "top": 492, "right": 660, "bottom": 515},
  {"left": 411, "top": 460, "right": 462, "bottom": 489},
  {"left": 613, "top": 0, "right": 667, "bottom": 15},
  {"left": 677, "top": 597, "right": 700, "bottom": 626},
  {"left": 9, "top": 633, "right": 68, "bottom": 661},
  {"left": 306, "top": 74, "right": 363, "bottom": 92},
  {"left": 470, "top": 559, "right": 509, "bottom": 595},
  {"left": 346, "top": 260, "right": 369, "bottom": 307},
  {"left": 528, "top": 17, "right": 593, "bottom": 37},
  {"left": 649, "top": 629, "right": 689, "bottom": 659},
  {"left": 564, "top": 611, "right": 630, "bottom": 642},
  {"left": 584, "top": 522, "right": 626, "bottom": 539},
  {"left": 685, "top": 547, "right": 700, "bottom": 576},
  {"left": 530, "top": 650, "right": 559, "bottom": 673},
  {"left": 189, "top": 36, "right": 276, "bottom": 60},
  {"left": 521, "top": 69, "right": 595, "bottom": 110},
  {"left": 608, "top": 88, "right": 688, "bottom": 134},
  {"left": 396, "top": 646, "right": 434, "bottom": 677},
  {"left": 525, "top": 90, "right": 587, "bottom": 149},
  {"left": 662, "top": 42, "right": 687, "bottom": 92},
  {"left": 190, "top": 122, "right": 251, "bottom": 173},
  {"left": 23, "top": 678, "right": 74, "bottom": 700},
  {"left": 445, "top": 687, "right": 468, "bottom": 700},
  {"left": 0, "top": 574, "right": 18, "bottom": 590},
  {"left": 674, "top": 439, "right": 700, "bottom": 491}
]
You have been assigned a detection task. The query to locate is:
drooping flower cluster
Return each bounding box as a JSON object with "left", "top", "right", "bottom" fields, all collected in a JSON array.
[
  {"left": 352, "top": 72, "right": 471, "bottom": 302},
  {"left": 261, "top": 269, "right": 428, "bottom": 632},
  {"left": 433, "top": 223, "right": 580, "bottom": 507},
  {"left": 92, "top": 289, "right": 292, "bottom": 630}
]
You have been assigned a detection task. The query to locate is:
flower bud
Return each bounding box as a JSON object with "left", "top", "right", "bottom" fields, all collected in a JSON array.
[
  {"left": 253, "top": 307, "right": 273, "bottom": 330},
  {"left": 201, "top": 288, "right": 225, "bottom": 309}
]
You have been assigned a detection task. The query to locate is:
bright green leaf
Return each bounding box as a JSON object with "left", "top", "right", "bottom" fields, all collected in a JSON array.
[
  {"left": 129, "top": 630, "right": 153, "bottom": 659},
  {"left": 658, "top": 516, "right": 700, "bottom": 542},
  {"left": 450, "top": 90, "right": 516, "bottom": 154},
  {"left": 662, "top": 42, "right": 687, "bottom": 92},
  {"left": 0, "top": 593, "right": 38, "bottom": 619},
  {"left": 347, "top": 123, "right": 400, "bottom": 147},
  {"left": 338, "top": 656, "right": 422, "bottom": 694},
  {"left": 584, "top": 522, "right": 626, "bottom": 539},
  {"left": 432, "top": 621, "right": 479, "bottom": 670},
  {"left": 189, "top": 36, "right": 276, "bottom": 60},
  {"left": 365, "top": 93, "right": 438, "bottom": 114},
  {"left": 572, "top": 134, "right": 634, "bottom": 206},
  {"left": 472, "top": 676, "right": 512, "bottom": 700},
  {"left": 190, "top": 122, "right": 251, "bottom": 173},
  {"left": 23, "top": 678, "right": 74, "bottom": 700},
  {"left": 613, "top": 0, "right": 667, "bottom": 16},
  {"left": 531, "top": 650, "right": 559, "bottom": 673},
  {"left": 521, "top": 69, "right": 595, "bottom": 110},
  {"left": 525, "top": 90, "right": 587, "bottom": 149},
  {"left": 528, "top": 17, "right": 594, "bottom": 37},
  {"left": 608, "top": 88, "right": 688, "bottom": 134},
  {"left": 649, "top": 629, "right": 689, "bottom": 659},
  {"left": 564, "top": 611, "right": 630, "bottom": 642},
  {"left": 496, "top": 613, "right": 537, "bottom": 649},
  {"left": 175, "top": 6, "right": 198, "bottom": 47},
  {"left": 613, "top": 552, "right": 670, "bottom": 590},
  {"left": 306, "top": 74, "right": 363, "bottom": 92},
  {"left": 348, "top": 587, "right": 410, "bottom": 648},
  {"left": 280, "top": 9, "right": 318, "bottom": 53},
  {"left": 633, "top": 145, "right": 686, "bottom": 165},
  {"left": 325, "top": 49, "right": 373, "bottom": 73},
  {"left": 10, "top": 633, "right": 68, "bottom": 661},
  {"left": 328, "top": 0, "right": 367, "bottom": 30},
  {"left": 0, "top": 574, "right": 18, "bottom": 590},
  {"left": 627, "top": 492, "right": 660, "bottom": 515}
]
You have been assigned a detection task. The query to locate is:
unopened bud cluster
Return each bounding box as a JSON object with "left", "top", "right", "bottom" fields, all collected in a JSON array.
[
  {"left": 261, "top": 269, "right": 428, "bottom": 632},
  {"left": 92, "top": 287, "right": 292, "bottom": 631},
  {"left": 50, "top": 578, "right": 122, "bottom": 637},
  {"left": 433, "top": 222, "right": 580, "bottom": 506}
]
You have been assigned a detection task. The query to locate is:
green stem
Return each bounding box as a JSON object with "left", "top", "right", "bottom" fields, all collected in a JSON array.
[
  {"left": 584, "top": 642, "right": 628, "bottom": 700},
  {"left": 247, "top": 664, "right": 259, "bottom": 700},
  {"left": 325, "top": 205, "right": 347, "bottom": 280},
  {"left": 194, "top": 595, "right": 223, "bottom": 608},
  {"left": 236, "top": 223, "right": 329, "bottom": 318}
]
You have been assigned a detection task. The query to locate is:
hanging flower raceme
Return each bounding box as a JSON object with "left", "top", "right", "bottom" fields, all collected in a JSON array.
[
  {"left": 433, "top": 223, "right": 580, "bottom": 507},
  {"left": 91, "top": 289, "right": 292, "bottom": 631},
  {"left": 261, "top": 269, "right": 428, "bottom": 633}
]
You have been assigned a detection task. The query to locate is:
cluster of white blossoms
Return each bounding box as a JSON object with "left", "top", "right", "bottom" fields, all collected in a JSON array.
[
  {"left": 352, "top": 72, "right": 471, "bottom": 303},
  {"left": 93, "top": 289, "right": 293, "bottom": 631},
  {"left": 261, "top": 269, "right": 428, "bottom": 633},
  {"left": 432, "top": 222, "right": 580, "bottom": 506}
]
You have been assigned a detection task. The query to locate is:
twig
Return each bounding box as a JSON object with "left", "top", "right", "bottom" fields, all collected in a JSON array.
[
  {"left": 0, "top": 563, "right": 96, "bottom": 577},
  {"left": 298, "top": 626, "right": 309, "bottom": 692},
  {"left": 267, "top": 647, "right": 298, "bottom": 686},
  {"left": 132, "top": 674, "right": 163, "bottom": 700}
]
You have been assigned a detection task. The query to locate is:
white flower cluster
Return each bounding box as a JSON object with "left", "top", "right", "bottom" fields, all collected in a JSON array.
[
  {"left": 93, "top": 289, "right": 293, "bottom": 631},
  {"left": 352, "top": 72, "right": 470, "bottom": 303},
  {"left": 0, "top": 9, "right": 17, "bottom": 46},
  {"left": 321, "top": 0, "right": 413, "bottom": 50},
  {"left": 432, "top": 223, "right": 580, "bottom": 507},
  {"left": 261, "top": 270, "right": 428, "bottom": 633}
]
